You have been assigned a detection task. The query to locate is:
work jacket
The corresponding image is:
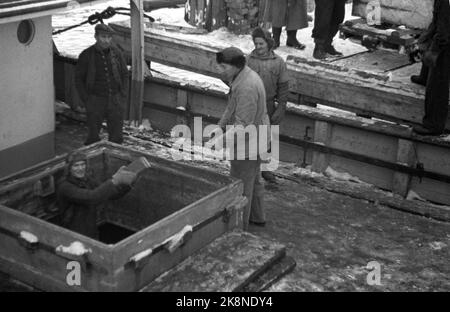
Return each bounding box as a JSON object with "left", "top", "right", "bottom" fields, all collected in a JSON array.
[
  {"left": 218, "top": 66, "right": 271, "bottom": 160},
  {"left": 247, "top": 50, "right": 290, "bottom": 116},
  {"left": 57, "top": 175, "right": 129, "bottom": 239},
  {"left": 75, "top": 44, "right": 128, "bottom": 103}
]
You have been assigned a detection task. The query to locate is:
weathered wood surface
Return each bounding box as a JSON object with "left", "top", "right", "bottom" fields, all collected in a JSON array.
[
  {"left": 109, "top": 21, "right": 450, "bottom": 130},
  {"left": 54, "top": 56, "right": 450, "bottom": 207},
  {"left": 141, "top": 230, "right": 286, "bottom": 292},
  {"left": 143, "top": 0, "right": 186, "bottom": 11},
  {"left": 352, "top": 0, "right": 434, "bottom": 30}
]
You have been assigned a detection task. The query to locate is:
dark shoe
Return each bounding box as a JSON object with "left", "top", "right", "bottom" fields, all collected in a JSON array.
[
  {"left": 313, "top": 44, "right": 327, "bottom": 60},
  {"left": 286, "top": 30, "right": 306, "bottom": 50},
  {"left": 272, "top": 27, "right": 281, "bottom": 50},
  {"left": 412, "top": 125, "right": 443, "bottom": 136},
  {"left": 410, "top": 75, "right": 426, "bottom": 86},
  {"left": 249, "top": 220, "right": 266, "bottom": 227},
  {"left": 325, "top": 45, "right": 343, "bottom": 56},
  {"left": 262, "top": 171, "right": 277, "bottom": 183}
]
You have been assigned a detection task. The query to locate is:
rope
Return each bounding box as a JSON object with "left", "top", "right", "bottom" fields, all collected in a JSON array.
[{"left": 52, "top": 6, "right": 155, "bottom": 36}]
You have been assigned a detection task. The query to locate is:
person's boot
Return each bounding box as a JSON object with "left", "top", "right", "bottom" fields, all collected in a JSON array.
[
  {"left": 313, "top": 42, "right": 327, "bottom": 60},
  {"left": 272, "top": 27, "right": 281, "bottom": 49},
  {"left": 286, "top": 30, "right": 306, "bottom": 50},
  {"left": 410, "top": 64, "right": 428, "bottom": 86},
  {"left": 262, "top": 171, "right": 277, "bottom": 183},
  {"left": 325, "top": 43, "right": 343, "bottom": 56}
]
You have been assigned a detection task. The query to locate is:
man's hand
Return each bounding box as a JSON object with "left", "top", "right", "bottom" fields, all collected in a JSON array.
[
  {"left": 270, "top": 104, "right": 286, "bottom": 125},
  {"left": 112, "top": 166, "right": 137, "bottom": 186},
  {"left": 423, "top": 50, "right": 439, "bottom": 68}
]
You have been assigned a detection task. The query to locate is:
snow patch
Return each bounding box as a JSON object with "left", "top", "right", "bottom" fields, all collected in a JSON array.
[
  {"left": 20, "top": 231, "right": 38, "bottom": 244},
  {"left": 130, "top": 248, "right": 153, "bottom": 262},
  {"left": 325, "top": 167, "right": 364, "bottom": 184},
  {"left": 56, "top": 241, "right": 92, "bottom": 256},
  {"left": 406, "top": 190, "right": 426, "bottom": 202}
]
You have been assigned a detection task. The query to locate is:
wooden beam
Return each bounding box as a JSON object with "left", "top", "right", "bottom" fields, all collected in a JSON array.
[{"left": 129, "top": 0, "right": 145, "bottom": 124}]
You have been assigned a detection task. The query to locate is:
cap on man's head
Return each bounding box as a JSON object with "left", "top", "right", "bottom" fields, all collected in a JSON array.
[
  {"left": 216, "top": 47, "right": 246, "bottom": 68},
  {"left": 67, "top": 151, "right": 87, "bottom": 167},
  {"left": 252, "top": 27, "right": 274, "bottom": 49},
  {"left": 95, "top": 23, "right": 115, "bottom": 35}
]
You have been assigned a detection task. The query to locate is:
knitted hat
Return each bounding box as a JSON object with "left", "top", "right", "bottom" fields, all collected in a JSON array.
[
  {"left": 252, "top": 27, "right": 274, "bottom": 50},
  {"left": 216, "top": 47, "right": 246, "bottom": 68},
  {"left": 95, "top": 23, "right": 115, "bottom": 35}
]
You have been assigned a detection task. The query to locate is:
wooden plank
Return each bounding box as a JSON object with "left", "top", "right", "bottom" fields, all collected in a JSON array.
[
  {"left": 312, "top": 121, "right": 332, "bottom": 173},
  {"left": 141, "top": 230, "right": 286, "bottom": 292},
  {"left": 143, "top": 0, "right": 186, "bottom": 12},
  {"left": 242, "top": 256, "right": 296, "bottom": 292},
  {"left": 129, "top": 0, "right": 145, "bottom": 123},
  {"left": 352, "top": 0, "right": 434, "bottom": 30},
  {"left": 392, "top": 138, "right": 415, "bottom": 198}
]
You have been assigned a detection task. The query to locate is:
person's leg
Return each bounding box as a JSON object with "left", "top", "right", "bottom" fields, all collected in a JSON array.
[
  {"left": 230, "top": 160, "right": 259, "bottom": 231},
  {"left": 250, "top": 160, "right": 266, "bottom": 224},
  {"left": 84, "top": 96, "right": 104, "bottom": 145},
  {"left": 106, "top": 95, "right": 124, "bottom": 144},
  {"left": 422, "top": 48, "right": 450, "bottom": 134},
  {"left": 326, "top": 0, "right": 346, "bottom": 49},
  {"left": 312, "top": 0, "right": 333, "bottom": 59},
  {"left": 286, "top": 30, "right": 306, "bottom": 50},
  {"left": 272, "top": 27, "right": 282, "bottom": 49},
  {"left": 411, "top": 62, "right": 429, "bottom": 86}
]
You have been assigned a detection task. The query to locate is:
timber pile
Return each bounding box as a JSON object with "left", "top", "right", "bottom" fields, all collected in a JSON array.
[{"left": 352, "top": 0, "right": 434, "bottom": 30}]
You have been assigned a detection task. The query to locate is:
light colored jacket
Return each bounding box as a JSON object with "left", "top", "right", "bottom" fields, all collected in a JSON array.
[{"left": 218, "top": 66, "right": 271, "bottom": 160}]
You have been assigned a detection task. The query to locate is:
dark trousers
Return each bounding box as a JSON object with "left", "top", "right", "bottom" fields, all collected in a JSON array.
[
  {"left": 85, "top": 94, "right": 124, "bottom": 145},
  {"left": 312, "top": 0, "right": 346, "bottom": 45},
  {"left": 418, "top": 47, "right": 450, "bottom": 132},
  {"left": 230, "top": 159, "right": 265, "bottom": 231}
]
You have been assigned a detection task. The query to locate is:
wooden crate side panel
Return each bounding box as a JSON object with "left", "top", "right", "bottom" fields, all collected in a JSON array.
[
  {"left": 112, "top": 181, "right": 243, "bottom": 266},
  {"left": 113, "top": 208, "right": 241, "bottom": 291},
  {"left": 328, "top": 155, "right": 394, "bottom": 191},
  {"left": 329, "top": 124, "right": 398, "bottom": 163},
  {"left": 0, "top": 206, "right": 113, "bottom": 291},
  {"left": 410, "top": 178, "right": 450, "bottom": 206}
]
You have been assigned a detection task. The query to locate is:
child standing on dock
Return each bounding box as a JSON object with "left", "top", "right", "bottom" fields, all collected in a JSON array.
[
  {"left": 411, "top": 0, "right": 450, "bottom": 136},
  {"left": 247, "top": 27, "right": 290, "bottom": 183}
]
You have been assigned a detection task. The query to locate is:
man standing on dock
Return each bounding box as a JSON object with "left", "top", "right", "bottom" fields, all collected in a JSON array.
[
  {"left": 311, "top": 0, "right": 347, "bottom": 59},
  {"left": 211, "top": 47, "right": 271, "bottom": 230},
  {"left": 410, "top": 0, "right": 450, "bottom": 136},
  {"left": 75, "top": 24, "right": 129, "bottom": 145}
]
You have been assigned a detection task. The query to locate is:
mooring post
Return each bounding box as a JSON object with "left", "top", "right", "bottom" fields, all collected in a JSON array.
[{"left": 129, "top": 0, "right": 145, "bottom": 125}]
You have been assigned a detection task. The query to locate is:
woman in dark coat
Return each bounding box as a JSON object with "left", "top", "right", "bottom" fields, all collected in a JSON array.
[
  {"left": 57, "top": 152, "right": 136, "bottom": 239},
  {"left": 265, "top": 0, "right": 309, "bottom": 50}
]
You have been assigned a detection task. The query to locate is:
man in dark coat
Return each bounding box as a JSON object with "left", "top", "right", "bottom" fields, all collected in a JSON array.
[
  {"left": 410, "top": 0, "right": 450, "bottom": 136},
  {"left": 312, "top": 0, "right": 347, "bottom": 59},
  {"left": 75, "top": 24, "right": 129, "bottom": 145},
  {"left": 265, "top": 0, "right": 309, "bottom": 50},
  {"left": 57, "top": 152, "right": 136, "bottom": 239}
]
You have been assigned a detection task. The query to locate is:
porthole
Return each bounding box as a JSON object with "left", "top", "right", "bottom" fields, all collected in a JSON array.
[{"left": 17, "top": 20, "right": 35, "bottom": 45}]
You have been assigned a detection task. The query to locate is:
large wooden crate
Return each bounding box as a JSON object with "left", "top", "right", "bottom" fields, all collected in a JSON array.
[
  {"left": 352, "top": 0, "right": 434, "bottom": 30},
  {"left": 0, "top": 142, "right": 246, "bottom": 291}
]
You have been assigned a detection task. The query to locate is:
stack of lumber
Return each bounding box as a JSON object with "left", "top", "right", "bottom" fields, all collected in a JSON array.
[{"left": 352, "top": 0, "right": 434, "bottom": 30}]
